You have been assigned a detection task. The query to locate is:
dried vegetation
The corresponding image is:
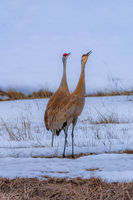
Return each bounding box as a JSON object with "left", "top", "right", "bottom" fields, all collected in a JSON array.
[
  {"left": 0, "top": 89, "right": 53, "bottom": 101},
  {"left": 83, "top": 109, "right": 129, "bottom": 125},
  {"left": 1, "top": 88, "right": 133, "bottom": 101},
  {"left": 1, "top": 118, "right": 33, "bottom": 141},
  {"left": 87, "top": 90, "right": 133, "bottom": 97},
  {"left": 0, "top": 177, "right": 133, "bottom": 200}
]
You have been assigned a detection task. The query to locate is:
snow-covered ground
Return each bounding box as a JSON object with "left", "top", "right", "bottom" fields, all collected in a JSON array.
[{"left": 0, "top": 96, "right": 133, "bottom": 182}]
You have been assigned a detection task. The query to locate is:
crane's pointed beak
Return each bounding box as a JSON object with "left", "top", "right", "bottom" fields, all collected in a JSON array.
[{"left": 86, "top": 51, "right": 92, "bottom": 56}]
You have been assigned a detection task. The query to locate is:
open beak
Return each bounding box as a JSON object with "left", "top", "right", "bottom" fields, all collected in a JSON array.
[{"left": 86, "top": 51, "right": 92, "bottom": 56}]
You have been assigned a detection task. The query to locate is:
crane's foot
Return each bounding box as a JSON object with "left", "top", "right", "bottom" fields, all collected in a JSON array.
[
  {"left": 72, "top": 155, "right": 75, "bottom": 159},
  {"left": 51, "top": 141, "right": 54, "bottom": 147}
]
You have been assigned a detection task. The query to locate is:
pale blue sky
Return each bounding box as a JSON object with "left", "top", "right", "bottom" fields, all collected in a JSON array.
[{"left": 0, "top": 0, "right": 133, "bottom": 93}]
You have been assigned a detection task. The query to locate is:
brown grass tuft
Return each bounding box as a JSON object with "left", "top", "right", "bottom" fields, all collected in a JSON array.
[
  {"left": 29, "top": 89, "right": 53, "bottom": 99},
  {"left": 1, "top": 118, "right": 17, "bottom": 141},
  {"left": 7, "top": 90, "right": 27, "bottom": 100},
  {"left": 89, "top": 117, "right": 121, "bottom": 124},
  {"left": 0, "top": 90, "right": 8, "bottom": 96},
  {"left": 123, "top": 150, "right": 133, "bottom": 154},
  {"left": 86, "top": 108, "right": 129, "bottom": 125},
  {"left": 0, "top": 89, "right": 53, "bottom": 101},
  {"left": 86, "top": 168, "right": 99, "bottom": 171},
  {"left": 0, "top": 177, "right": 133, "bottom": 199},
  {"left": 1, "top": 118, "right": 33, "bottom": 141}
]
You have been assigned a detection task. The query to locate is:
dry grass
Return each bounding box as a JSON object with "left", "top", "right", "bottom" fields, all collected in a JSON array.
[
  {"left": 0, "top": 89, "right": 53, "bottom": 101},
  {"left": 29, "top": 89, "right": 53, "bottom": 99},
  {"left": 1, "top": 119, "right": 17, "bottom": 141},
  {"left": 0, "top": 90, "right": 8, "bottom": 96},
  {"left": 87, "top": 90, "right": 133, "bottom": 97},
  {"left": 0, "top": 177, "right": 133, "bottom": 200},
  {"left": 0, "top": 90, "right": 9, "bottom": 101},
  {"left": 32, "top": 152, "right": 96, "bottom": 159},
  {"left": 7, "top": 90, "right": 27, "bottom": 100},
  {"left": 32, "top": 150, "right": 133, "bottom": 160},
  {"left": 0, "top": 88, "right": 133, "bottom": 101},
  {"left": 89, "top": 115, "right": 121, "bottom": 124},
  {"left": 85, "top": 108, "right": 129, "bottom": 125},
  {"left": 86, "top": 168, "right": 99, "bottom": 171},
  {"left": 1, "top": 118, "right": 33, "bottom": 141},
  {"left": 123, "top": 150, "right": 133, "bottom": 154}
]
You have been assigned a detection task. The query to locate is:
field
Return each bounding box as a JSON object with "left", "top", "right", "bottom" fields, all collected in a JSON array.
[
  {"left": 0, "top": 96, "right": 133, "bottom": 180},
  {"left": 0, "top": 95, "right": 133, "bottom": 199}
]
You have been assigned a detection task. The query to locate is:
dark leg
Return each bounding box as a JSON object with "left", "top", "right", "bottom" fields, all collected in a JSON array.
[
  {"left": 63, "top": 129, "right": 68, "bottom": 158},
  {"left": 51, "top": 133, "right": 54, "bottom": 147},
  {"left": 71, "top": 124, "right": 75, "bottom": 158},
  {"left": 71, "top": 118, "right": 77, "bottom": 158},
  {"left": 63, "top": 129, "right": 68, "bottom": 146}
]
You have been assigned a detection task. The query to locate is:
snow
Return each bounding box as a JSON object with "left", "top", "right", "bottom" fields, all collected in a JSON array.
[
  {"left": 0, "top": 95, "right": 9, "bottom": 100},
  {"left": 0, "top": 96, "right": 133, "bottom": 181},
  {"left": 0, "top": 154, "right": 133, "bottom": 182}
]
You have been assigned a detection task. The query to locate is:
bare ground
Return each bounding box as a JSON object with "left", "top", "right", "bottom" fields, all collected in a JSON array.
[{"left": 0, "top": 177, "right": 133, "bottom": 200}]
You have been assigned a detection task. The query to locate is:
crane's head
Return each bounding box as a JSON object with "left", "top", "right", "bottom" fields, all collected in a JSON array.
[
  {"left": 81, "top": 51, "right": 92, "bottom": 65},
  {"left": 62, "top": 53, "right": 71, "bottom": 62}
]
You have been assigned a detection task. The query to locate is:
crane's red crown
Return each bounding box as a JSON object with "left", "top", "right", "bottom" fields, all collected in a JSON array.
[
  {"left": 82, "top": 54, "right": 86, "bottom": 57},
  {"left": 63, "top": 53, "right": 68, "bottom": 57}
]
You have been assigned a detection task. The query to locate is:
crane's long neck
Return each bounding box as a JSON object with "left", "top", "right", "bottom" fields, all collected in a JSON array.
[
  {"left": 59, "top": 60, "right": 69, "bottom": 93},
  {"left": 73, "top": 62, "right": 86, "bottom": 96}
]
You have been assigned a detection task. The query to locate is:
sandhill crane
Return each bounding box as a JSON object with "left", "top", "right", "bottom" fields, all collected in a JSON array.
[
  {"left": 50, "top": 51, "right": 92, "bottom": 158},
  {"left": 44, "top": 53, "right": 71, "bottom": 146}
]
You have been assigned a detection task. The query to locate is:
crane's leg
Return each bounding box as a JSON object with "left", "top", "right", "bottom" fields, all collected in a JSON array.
[
  {"left": 71, "top": 118, "right": 77, "bottom": 158},
  {"left": 63, "top": 129, "right": 68, "bottom": 158},
  {"left": 51, "top": 133, "right": 54, "bottom": 147},
  {"left": 71, "top": 124, "right": 75, "bottom": 158},
  {"left": 63, "top": 129, "right": 68, "bottom": 146}
]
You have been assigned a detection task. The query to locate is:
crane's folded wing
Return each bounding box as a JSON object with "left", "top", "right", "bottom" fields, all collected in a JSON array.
[{"left": 50, "top": 96, "right": 78, "bottom": 133}]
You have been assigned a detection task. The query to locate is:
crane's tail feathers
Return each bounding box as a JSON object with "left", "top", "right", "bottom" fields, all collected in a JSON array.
[
  {"left": 56, "top": 129, "right": 61, "bottom": 136},
  {"left": 56, "top": 121, "right": 67, "bottom": 136}
]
